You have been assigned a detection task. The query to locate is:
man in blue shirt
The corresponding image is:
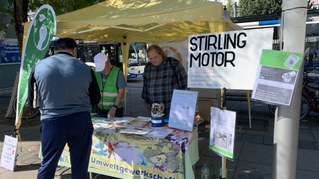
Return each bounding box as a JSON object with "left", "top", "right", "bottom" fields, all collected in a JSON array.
[{"left": 28, "top": 38, "right": 100, "bottom": 179}]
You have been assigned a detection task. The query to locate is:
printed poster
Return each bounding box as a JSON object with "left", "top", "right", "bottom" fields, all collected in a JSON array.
[
  {"left": 0, "top": 39, "right": 20, "bottom": 63},
  {"left": 58, "top": 130, "right": 188, "bottom": 179},
  {"left": 209, "top": 107, "right": 236, "bottom": 159},
  {"left": 15, "top": 5, "right": 56, "bottom": 128},
  {"left": 251, "top": 49, "right": 303, "bottom": 106},
  {"left": 168, "top": 90, "right": 198, "bottom": 132}
]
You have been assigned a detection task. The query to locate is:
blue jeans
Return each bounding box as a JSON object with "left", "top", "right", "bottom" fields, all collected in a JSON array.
[{"left": 37, "top": 112, "right": 93, "bottom": 179}]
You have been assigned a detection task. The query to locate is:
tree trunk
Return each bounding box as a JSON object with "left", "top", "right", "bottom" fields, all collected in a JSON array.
[{"left": 13, "top": 0, "right": 29, "bottom": 53}]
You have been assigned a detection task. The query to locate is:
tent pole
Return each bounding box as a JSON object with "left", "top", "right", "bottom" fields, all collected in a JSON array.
[{"left": 121, "top": 38, "right": 130, "bottom": 116}]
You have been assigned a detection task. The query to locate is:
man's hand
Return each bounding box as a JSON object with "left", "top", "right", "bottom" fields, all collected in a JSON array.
[
  {"left": 107, "top": 107, "right": 116, "bottom": 118},
  {"left": 145, "top": 103, "right": 150, "bottom": 112}
]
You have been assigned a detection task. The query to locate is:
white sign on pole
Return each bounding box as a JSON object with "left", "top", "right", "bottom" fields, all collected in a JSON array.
[
  {"left": 1, "top": 135, "right": 18, "bottom": 171},
  {"left": 252, "top": 49, "right": 303, "bottom": 106},
  {"left": 187, "top": 28, "right": 273, "bottom": 90},
  {"left": 209, "top": 107, "right": 236, "bottom": 159}
]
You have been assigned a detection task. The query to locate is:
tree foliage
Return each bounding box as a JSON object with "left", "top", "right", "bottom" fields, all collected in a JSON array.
[
  {"left": 239, "top": 0, "right": 282, "bottom": 17},
  {"left": 0, "top": 0, "right": 14, "bottom": 37},
  {"left": 13, "top": 0, "right": 29, "bottom": 51},
  {"left": 226, "top": 0, "right": 234, "bottom": 17},
  {"left": 7, "top": 0, "right": 104, "bottom": 53},
  {"left": 28, "top": 0, "right": 105, "bottom": 15}
]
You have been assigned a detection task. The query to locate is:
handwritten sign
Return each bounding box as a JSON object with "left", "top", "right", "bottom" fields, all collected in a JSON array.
[{"left": 1, "top": 135, "right": 18, "bottom": 171}]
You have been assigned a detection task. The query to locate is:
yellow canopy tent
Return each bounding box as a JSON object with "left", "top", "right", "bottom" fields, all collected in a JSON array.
[
  {"left": 18, "top": 0, "right": 240, "bottom": 121},
  {"left": 55, "top": 0, "right": 241, "bottom": 74}
]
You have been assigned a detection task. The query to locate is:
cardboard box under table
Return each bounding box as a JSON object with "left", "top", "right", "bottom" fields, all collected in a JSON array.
[{"left": 57, "top": 117, "right": 199, "bottom": 179}]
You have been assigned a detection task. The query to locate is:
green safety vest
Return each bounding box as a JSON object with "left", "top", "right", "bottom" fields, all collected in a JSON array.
[{"left": 94, "top": 67, "right": 124, "bottom": 110}]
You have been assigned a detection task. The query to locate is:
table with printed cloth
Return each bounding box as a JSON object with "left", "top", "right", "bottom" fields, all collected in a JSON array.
[{"left": 57, "top": 117, "right": 199, "bottom": 179}]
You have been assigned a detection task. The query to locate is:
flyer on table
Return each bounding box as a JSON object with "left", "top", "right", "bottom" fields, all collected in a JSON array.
[
  {"left": 169, "top": 90, "right": 198, "bottom": 132},
  {"left": 252, "top": 49, "right": 303, "bottom": 106},
  {"left": 209, "top": 107, "right": 236, "bottom": 159}
]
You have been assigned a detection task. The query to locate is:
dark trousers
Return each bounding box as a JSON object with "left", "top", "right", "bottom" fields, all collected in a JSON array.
[
  {"left": 37, "top": 112, "right": 93, "bottom": 179},
  {"left": 97, "top": 107, "right": 124, "bottom": 118}
]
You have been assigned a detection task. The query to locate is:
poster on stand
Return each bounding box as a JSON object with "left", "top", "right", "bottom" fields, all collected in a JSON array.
[
  {"left": 251, "top": 49, "right": 303, "bottom": 106},
  {"left": 209, "top": 107, "right": 236, "bottom": 159},
  {"left": 169, "top": 90, "right": 198, "bottom": 131}
]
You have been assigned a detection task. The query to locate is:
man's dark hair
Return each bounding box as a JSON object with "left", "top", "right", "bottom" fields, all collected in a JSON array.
[{"left": 55, "top": 38, "right": 77, "bottom": 50}]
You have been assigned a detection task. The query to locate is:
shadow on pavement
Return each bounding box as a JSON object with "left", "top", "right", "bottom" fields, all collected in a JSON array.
[{"left": 14, "top": 163, "right": 41, "bottom": 172}]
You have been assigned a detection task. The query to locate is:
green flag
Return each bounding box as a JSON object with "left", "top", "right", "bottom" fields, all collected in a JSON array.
[{"left": 15, "top": 5, "right": 56, "bottom": 128}]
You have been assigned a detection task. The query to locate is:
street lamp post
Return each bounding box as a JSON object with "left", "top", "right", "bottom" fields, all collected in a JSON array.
[{"left": 273, "top": 0, "right": 307, "bottom": 178}]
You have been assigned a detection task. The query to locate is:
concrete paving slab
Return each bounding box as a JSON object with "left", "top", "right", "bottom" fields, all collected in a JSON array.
[
  {"left": 297, "top": 148, "right": 319, "bottom": 171},
  {"left": 234, "top": 161, "right": 272, "bottom": 179},
  {"left": 296, "top": 169, "right": 319, "bottom": 179},
  {"left": 299, "top": 128, "right": 316, "bottom": 141},
  {"left": 239, "top": 143, "right": 273, "bottom": 165},
  {"left": 0, "top": 169, "right": 38, "bottom": 179},
  {"left": 311, "top": 130, "right": 319, "bottom": 142}
]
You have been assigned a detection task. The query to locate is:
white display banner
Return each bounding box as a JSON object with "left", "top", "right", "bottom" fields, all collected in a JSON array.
[{"left": 187, "top": 28, "right": 273, "bottom": 90}]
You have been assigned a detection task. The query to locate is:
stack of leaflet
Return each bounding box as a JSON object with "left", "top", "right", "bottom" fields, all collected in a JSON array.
[
  {"left": 118, "top": 118, "right": 152, "bottom": 135},
  {"left": 92, "top": 117, "right": 133, "bottom": 133},
  {"left": 118, "top": 127, "right": 153, "bottom": 135}
]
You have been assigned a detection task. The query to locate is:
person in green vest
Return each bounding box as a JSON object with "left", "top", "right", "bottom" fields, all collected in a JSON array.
[{"left": 93, "top": 52, "right": 126, "bottom": 118}]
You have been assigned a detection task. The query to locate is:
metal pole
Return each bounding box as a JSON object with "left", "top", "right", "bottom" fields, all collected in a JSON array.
[
  {"left": 220, "top": 88, "right": 227, "bottom": 179},
  {"left": 273, "top": 0, "right": 307, "bottom": 179},
  {"left": 246, "top": 90, "right": 252, "bottom": 128},
  {"left": 233, "top": 2, "right": 238, "bottom": 18}
]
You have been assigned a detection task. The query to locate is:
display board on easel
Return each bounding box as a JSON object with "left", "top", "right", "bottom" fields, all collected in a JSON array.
[
  {"left": 187, "top": 28, "right": 273, "bottom": 90},
  {"left": 186, "top": 28, "right": 273, "bottom": 178}
]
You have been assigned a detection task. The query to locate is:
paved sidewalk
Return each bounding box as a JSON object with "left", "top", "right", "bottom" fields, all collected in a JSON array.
[{"left": 1, "top": 94, "right": 319, "bottom": 178}]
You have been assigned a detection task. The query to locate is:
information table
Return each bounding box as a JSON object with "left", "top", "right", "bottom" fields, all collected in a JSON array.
[{"left": 58, "top": 117, "right": 199, "bottom": 179}]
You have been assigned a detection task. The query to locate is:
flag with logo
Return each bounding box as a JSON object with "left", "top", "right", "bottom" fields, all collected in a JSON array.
[{"left": 15, "top": 5, "right": 56, "bottom": 128}]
